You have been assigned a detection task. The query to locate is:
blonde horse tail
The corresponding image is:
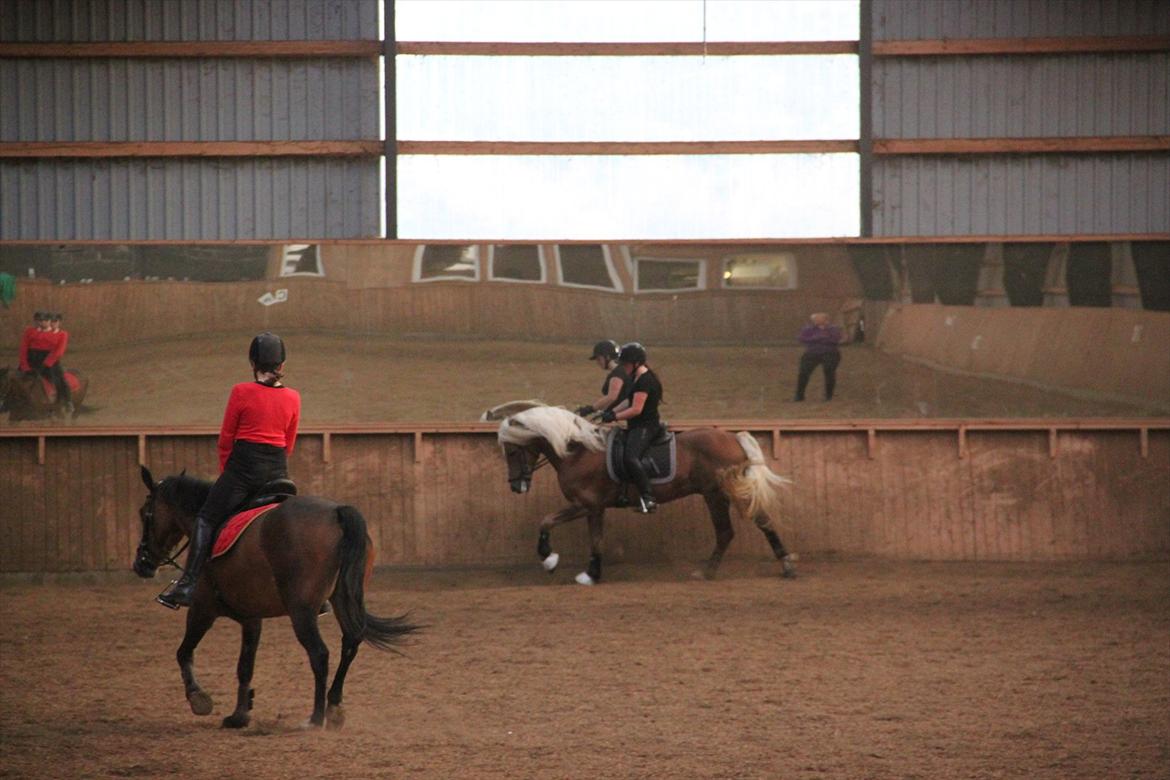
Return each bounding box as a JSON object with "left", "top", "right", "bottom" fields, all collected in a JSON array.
[
  {"left": 719, "top": 432, "right": 797, "bottom": 577},
  {"left": 720, "top": 432, "right": 790, "bottom": 522}
]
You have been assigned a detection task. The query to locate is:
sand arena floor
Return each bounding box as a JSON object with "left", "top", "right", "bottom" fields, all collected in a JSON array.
[
  {"left": 0, "top": 561, "right": 1167, "bottom": 779},
  {"left": 3, "top": 331, "right": 1154, "bottom": 427}
]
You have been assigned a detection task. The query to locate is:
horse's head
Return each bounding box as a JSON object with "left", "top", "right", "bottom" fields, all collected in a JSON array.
[
  {"left": 133, "top": 465, "right": 193, "bottom": 578},
  {"left": 502, "top": 442, "right": 540, "bottom": 494}
]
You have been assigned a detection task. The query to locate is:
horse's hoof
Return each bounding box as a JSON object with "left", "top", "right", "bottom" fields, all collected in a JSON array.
[
  {"left": 187, "top": 690, "right": 213, "bottom": 716},
  {"left": 326, "top": 705, "right": 346, "bottom": 730},
  {"left": 221, "top": 712, "right": 250, "bottom": 729},
  {"left": 300, "top": 717, "right": 325, "bottom": 730},
  {"left": 541, "top": 552, "right": 559, "bottom": 573},
  {"left": 781, "top": 555, "right": 797, "bottom": 579},
  {"left": 574, "top": 572, "right": 595, "bottom": 586}
]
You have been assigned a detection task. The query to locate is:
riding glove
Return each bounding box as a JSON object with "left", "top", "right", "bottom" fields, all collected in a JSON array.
[
  {"left": 600, "top": 409, "right": 617, "bottom": 423},
  {"left": 575, "top": 405, "right": 595, "bottom": 417}
]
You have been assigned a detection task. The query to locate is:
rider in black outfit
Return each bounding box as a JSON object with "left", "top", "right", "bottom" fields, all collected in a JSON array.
[
  {"left": 600, "top": 342, "right": 663, "bottom": 514},
  {"left": 575, "top": 340, "right": 630, "bottom": 418}
]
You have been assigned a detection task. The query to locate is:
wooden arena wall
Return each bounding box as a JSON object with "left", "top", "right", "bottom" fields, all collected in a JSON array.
[
  {"left": 878, "top": 304, "right": 1170, "bottom": 411},
  {"left": 1, "top": 424, "right": 1167, "bottom": 574}
]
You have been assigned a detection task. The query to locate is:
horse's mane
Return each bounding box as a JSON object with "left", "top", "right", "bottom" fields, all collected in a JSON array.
[
  {"left": 497, "top": 405, "right": 607, "bottom": 458},
  {"left": 480, "top": 399, "right": 548, "bottom": 422},
  {"left": 157, "top": 472, "right": 213, "bottom": 516}
]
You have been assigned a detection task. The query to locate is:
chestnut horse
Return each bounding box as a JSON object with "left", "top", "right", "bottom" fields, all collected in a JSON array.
[
  {"left": 491, "top": 404, "right": 796, "bottom": 585},
  {"left": 133, "top": 466, "right": 418, "bottom": 729}
]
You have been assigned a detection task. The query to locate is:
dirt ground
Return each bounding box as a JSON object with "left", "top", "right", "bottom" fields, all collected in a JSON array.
[
  {"left": 3, "top": 331, "right": 1154, "bottom": 427},
  {"left": 1, "top": 561, "right": 1167, "bottom": 779}
]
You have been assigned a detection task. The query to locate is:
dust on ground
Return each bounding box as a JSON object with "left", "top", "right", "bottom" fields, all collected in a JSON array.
[{"left": 1, "top": 561, "right": 1167, "bottom": 779}]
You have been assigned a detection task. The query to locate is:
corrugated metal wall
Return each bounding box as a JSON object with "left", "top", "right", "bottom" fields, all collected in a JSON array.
[
  {"left": 872, "top": 0, "right": 1170, "bottom": 40},
  {"left": 0, "top": 0, "right": 381, "bottom": 240},
  {"left": 0, "top": 0, "right": 376, "bottom": 42},
  {"left": 869, "top": 0, "right": 1170, "bottom": 236}
]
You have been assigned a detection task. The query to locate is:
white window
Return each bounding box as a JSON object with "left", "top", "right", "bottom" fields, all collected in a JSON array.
[
  {"left": 413, "top": 244, "right": 481, "bottom": 282},
  {"left": 488, "top": 244, "right": 545, "bottom": 283},
  {"left": 554, "top": 244, "right": 622, "bottom": 291},
  {"left": 279, "top": 245, "right": 324, "bottom": 277},
  {"left": 634, "top": 257, "right": 705, "bottom": 293},
  {"left": 722, "top": 252, "right": 798, "bottom": 290}
]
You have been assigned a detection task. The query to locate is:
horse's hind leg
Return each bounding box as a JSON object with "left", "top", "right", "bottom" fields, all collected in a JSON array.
[
  {"left": 289, "top": 606, "right": 330, "bottom": 728},
  {"left": 754, "top": 513, "right": 796, "bottom": 578},
  {"left": 222, "top": 618, "right": 262, "bottom": 729},
  {"left": 700, "top": 492, "right": 736, "bottom": 580},
  {"left": 325, "top": 633, "right": 360, "bottom": 730},
  {"left": 177, "top": 603, "right": 218, "bottom": 716}
]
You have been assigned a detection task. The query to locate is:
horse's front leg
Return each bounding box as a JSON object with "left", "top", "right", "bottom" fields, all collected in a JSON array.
[
  {"left": 574, "top": 511, "right": 605, "bottom": 586},
  {"left": 177, "top": 601, "right": 218, "bottom": 716},
  {"left": 537, "top": 505, "right": 589, "bottom": 573},
  {"left": 222, "top": 618, "right": 262, "bottom": 729}
]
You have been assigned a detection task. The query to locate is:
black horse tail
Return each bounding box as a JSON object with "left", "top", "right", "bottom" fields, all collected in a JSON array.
[{"left": 334, "top": 505, "right": 419, "bottom": 652}]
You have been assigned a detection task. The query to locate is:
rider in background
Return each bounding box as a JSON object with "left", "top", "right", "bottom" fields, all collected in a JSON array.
[
  {"left": 601, "top": 342, "right": 663, "bottom": 514},
  {"left": 44, "top": 313, "right": 73, "bottom": 414},
  {"left": 18, "top": 311, "right": 50, "bottom": 376},
  {"left": 575, "top": 339, "right": 630, "bottom": 418},
  {"left": 157, "top": 332, "right": 301, "bottom": 609}
]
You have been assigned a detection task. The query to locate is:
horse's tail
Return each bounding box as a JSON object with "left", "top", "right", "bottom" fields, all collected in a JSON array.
[
  {"left": 334, "top": 505, "right": 420, "bottom": 652},
  {"left": 720, "top": 432, "right": 792, "bottom": 525}
]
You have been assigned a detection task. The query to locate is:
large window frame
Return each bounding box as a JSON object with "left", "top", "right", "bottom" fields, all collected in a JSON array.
[
  {"left": 412, "top": 244, "right": 482, "bottom": 283},
  {"left": 487, "top": 244, "right": 546, "bottom": 284},
  {"left": 720, "top": 252, "right": 800, "bottom": 290},
  {"left": 553, "top": 244, "right": 623, "bottom": 292},
  {"left": 632, "top": 256, "right": 707, "bottom": 294}
]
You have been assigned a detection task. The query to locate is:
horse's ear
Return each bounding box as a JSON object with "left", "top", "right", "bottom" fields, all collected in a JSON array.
[{"left": 140, "top": 465, "right": 155, "bottom": 492}]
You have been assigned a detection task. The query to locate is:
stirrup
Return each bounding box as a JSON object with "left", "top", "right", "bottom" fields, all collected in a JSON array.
[
  {"left": 156, "top": 577, "right": 194, "bottom": 610},
  {"left": 635, "top": 495, "right": 657, "bottom": 514}
]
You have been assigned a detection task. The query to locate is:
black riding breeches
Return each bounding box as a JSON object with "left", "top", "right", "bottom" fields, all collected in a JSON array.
[
  {"left": 25, "top": 350, "right": 69, "bottom": 403},
  {"left": 796, "top": 351, "right": 841, "bottom": 401},
  {"left": 622, "top": 425, "right": 656, "bottom": 496},
  {"left": 198, "top": 441, "right": 288, "bottom": 530}
]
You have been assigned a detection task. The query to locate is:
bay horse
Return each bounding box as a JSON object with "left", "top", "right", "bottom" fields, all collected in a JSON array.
[
  {"left": 2, "top": 366, "right": 88, "bottom": 420},
  {"left": 491, "top": 404, "right": 796, "bottom": 584},
  {"left": 133, "top": 466, "right": 418, "bottom": 729}
]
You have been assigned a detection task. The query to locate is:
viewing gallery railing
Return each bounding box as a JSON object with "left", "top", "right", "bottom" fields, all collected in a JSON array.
[{"left": 1, "top": 418, "right": 1167, "bottom": 466}]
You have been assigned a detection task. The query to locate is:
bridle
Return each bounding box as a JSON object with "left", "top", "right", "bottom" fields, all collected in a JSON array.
[
  {"left": 504, "top": 444, "right": 549, "bottom": 485},
  {"left": 136, "top": 489, "right": 189, "bottom": 571}
]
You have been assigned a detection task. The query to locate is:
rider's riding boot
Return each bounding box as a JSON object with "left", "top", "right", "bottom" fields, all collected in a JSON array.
[
  {"left": 627, "top": 461, "right": 657, "bottom": 514},
  {"left": 157, "top": 515, "right": 213, "bottom": 610}
]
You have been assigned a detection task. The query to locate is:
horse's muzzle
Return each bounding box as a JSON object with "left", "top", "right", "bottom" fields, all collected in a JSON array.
[
  {"left": 132, "top": 544, "right": 158, "bottom": 578},
  {"left": 510, "top": 478, "right": 530, "bottom": 494}
]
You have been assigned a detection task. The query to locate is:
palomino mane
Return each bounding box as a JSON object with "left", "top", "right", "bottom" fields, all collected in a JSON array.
[
  {"left": 157, "top": 473, "right": 212, "bottom": 516},
  {"left": 497, "top": 405, "right": 608, "bottom": 458}
]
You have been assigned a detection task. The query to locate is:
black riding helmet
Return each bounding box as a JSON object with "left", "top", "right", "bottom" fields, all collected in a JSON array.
[
  {"left": 618, "top": 342, "right": 647, "bottom": 366},
  {"left": 588, "top": 339, "right": 620, "bottom": 362},
  {"left": 248, "top": 331, "right": 286, "bottom": 369}
]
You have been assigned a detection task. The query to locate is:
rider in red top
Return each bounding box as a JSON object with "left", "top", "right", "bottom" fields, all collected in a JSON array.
[
  {"left": 44, "top": 313, "right": 73, "bottom": 413},
  {"left": 157, "top": 332, "right": 301, "bottom": 609},
  {"left": 18, "top": 311, "right": 52, "bottom": 373}
]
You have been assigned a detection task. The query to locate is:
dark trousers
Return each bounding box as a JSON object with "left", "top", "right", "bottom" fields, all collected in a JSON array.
[
  {"left": 26, "top": 350, "right": 70, "bottom": 403},
  {"left": 795, "top": 351, "right": 841, "bottom": 401},
  {"left": 622, "top": 425, "right": 657, "bottom": 496},
  {"left": 200, "top": 441, "right": 288, "bottom": 530}
]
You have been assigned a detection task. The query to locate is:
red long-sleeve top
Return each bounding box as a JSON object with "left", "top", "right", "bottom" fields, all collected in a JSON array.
[
  {"left": 44, "top": 329, "right": 68, "bottom": 367},
  {"left": 217, "top": 381, "right": 301, "bottom": 472},
  {"left": 18, "top": 327, "right": 57, "bottom": 371}
]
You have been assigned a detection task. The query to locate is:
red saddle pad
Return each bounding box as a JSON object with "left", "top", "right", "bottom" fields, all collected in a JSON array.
[{"left": 212, "top": 503, "right": 279, "bottom": 559}]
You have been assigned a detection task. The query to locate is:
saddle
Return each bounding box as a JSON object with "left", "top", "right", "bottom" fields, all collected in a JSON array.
[
  {"left": 211, "top": 479, "right": 299, "bottom": 559},
  {"left": 238, "top": 478, "right": 298, "bottom": 512},
  {"left": 605, "top": 426, "right": 677, "bottom": 485}
]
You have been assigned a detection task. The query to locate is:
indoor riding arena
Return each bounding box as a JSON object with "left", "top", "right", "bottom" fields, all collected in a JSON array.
[{"left": 1, "top": 2, "right": 1168, "bottom": 779}]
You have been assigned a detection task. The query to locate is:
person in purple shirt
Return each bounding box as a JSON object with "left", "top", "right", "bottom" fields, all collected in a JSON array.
[{"left": 794, "top": 312, "right": 845, "bottom": 402}]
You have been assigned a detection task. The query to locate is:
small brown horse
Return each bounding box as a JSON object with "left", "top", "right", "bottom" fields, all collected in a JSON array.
[
  {"left": 133, "top": 466, "right": 418, "bottom": 729},
  {"left": 1, "top": 366, "right": 88, "bottom": 420},
  {"left": 492, "top": 404, "right": 796, "bottom": 584}
]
